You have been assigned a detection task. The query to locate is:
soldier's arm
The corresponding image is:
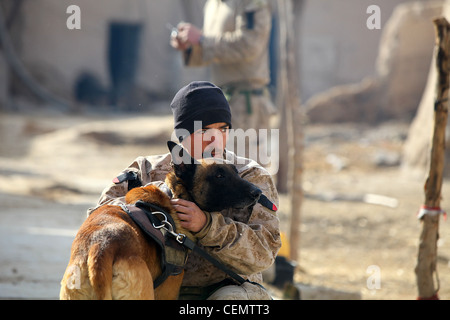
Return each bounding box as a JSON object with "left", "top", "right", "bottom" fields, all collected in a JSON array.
[
  {"left": 195, "top": 167, "right": 281, "bottom": 275},
  {"left": 185, "top": 0, "right": 272, "bottom": 66},
  {"left": 86, "top": 156, "right": 152, "bottom": 215}
]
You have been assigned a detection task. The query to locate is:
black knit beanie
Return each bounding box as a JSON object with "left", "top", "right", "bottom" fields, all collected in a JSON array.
[{"left": 171, "top": 81, "right": 232, "bottom": 141}]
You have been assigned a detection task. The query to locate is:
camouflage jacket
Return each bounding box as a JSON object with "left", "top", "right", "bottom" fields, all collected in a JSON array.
[
  {"left": 184, "top": 0, "right": 272, "bottom": 89},
  {"left": 87, "top": 150, "right": 281, "bottom": 287}
]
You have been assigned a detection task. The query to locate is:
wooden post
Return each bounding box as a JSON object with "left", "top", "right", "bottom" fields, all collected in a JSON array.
[
  {"left": 277, "top": 0, "right": 304, "bottom": 262},
  {"left": 415, "top": 17, "right": 450, "bottom": 300}
]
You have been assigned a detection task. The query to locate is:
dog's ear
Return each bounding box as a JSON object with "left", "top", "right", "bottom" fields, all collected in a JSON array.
[
  {"left": 167, "top": 141, "right": 178, "bottom": 154},
  {"left": 167, "top": 141, "right": 197, "bottom": 182}
]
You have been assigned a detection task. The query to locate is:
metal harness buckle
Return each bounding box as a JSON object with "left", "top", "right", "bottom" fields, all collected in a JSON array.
[
  {"left": 120, "top": 203, "right": 186, "bottom": 244},
  {"left": 151, "top": 211, "right": 186, "bottom": 244}
]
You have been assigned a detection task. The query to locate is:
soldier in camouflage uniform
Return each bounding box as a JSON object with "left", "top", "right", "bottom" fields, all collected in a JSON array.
[
  {"left": 171, "top": 0, "right": 276, "bottom": 161},
  {"left": 88, "top": 81, "right": 281, "bottom": 299}
]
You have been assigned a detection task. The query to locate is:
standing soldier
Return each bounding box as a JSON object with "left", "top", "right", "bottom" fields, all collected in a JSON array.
[{"left": 171, "top": 0, "right": 276, "bottom": 162}]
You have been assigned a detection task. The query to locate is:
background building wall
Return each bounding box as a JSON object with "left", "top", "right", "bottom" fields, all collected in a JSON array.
[
  {"left": 0, "top": 0, "right": 438, "bottom": 110},
  {"left": 300, "top": 0, "right": 432, "bottom": 102}
]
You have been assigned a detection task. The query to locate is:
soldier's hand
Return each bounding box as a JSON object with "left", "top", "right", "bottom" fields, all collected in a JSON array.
[
  {"left": 171, "top": 198, "right": 207, "bottom": 233},
  {"left": 170, "top": 29, "right": 189, "bottom": 51},
  {"left": 177, "top": 22, "right": 203, "bottom": 46}
]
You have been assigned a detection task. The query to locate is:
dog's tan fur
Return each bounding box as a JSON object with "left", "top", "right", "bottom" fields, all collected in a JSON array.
[{"left": 60, "top": 185, "right": 192, "bottom": 300}]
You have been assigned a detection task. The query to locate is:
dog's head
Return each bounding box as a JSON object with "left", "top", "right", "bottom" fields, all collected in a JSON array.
[{"left": 167, "top": 141, "right": 262, "bottom": 214}]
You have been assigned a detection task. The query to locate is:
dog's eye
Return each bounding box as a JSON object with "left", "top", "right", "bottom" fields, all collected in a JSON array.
[{"left": 216, "top": 173, "right": 225, "bottom": 179}]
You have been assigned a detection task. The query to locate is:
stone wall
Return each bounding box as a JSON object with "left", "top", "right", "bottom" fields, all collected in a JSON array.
[
  {"left": 402, "top": 0, "right": 450, "bottom": 177},
  {"left": 300, "top": 0, "right": 427, "bottom": 101},
  {"left": 306, "top": 1, "right": 443, "bottom": 124}
]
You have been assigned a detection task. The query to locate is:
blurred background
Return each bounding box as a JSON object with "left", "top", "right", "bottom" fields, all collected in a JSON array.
[
  {"left": 0, "top": 0, "right": 439, "bottom": 113},
  {"left": 1, "top": 0, "right": 450, "bottom": 300}
]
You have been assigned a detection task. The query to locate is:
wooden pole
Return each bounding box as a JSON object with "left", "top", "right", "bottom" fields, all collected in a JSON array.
[
  {"left": 415, "top": 17, "right": 450, "bottom": 300},
  {"left": 275, "top": 0, "right": 289, "bottom": 194},
  {"left": 277, "top": 0, "right": 304, "bottom": 262}
]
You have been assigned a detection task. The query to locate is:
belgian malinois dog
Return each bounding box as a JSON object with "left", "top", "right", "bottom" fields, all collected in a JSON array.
[{"left": 60, "top": 141, "right": 262, "bottom": 300}]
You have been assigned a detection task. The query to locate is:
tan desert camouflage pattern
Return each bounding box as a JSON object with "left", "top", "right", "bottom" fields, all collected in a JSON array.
[
  {"left": 185, "top": 0, "right": 272, "bottom": 89},
  {"left": 207, "top": 282, "right": 272, "bottom": 300},
  {"left": 183, "top": 0, "right": 276, "bottom": 136},
  {"left": 87, "top": 150, "right": 281, "bottom": 289}
]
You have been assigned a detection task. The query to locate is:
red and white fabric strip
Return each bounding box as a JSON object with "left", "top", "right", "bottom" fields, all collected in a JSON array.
[{"left": 417, "top": 205, "right": 447, "bottom": 221}]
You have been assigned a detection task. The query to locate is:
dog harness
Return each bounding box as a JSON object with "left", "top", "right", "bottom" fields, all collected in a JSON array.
[
  {"left": 115, "top": 175, "right": 277, "bottom": 289},
  {"left": 120, "top": 199, "right": 270, "bottom": 293},
  {"left": 119, "top": 201, "right": 189, "bottom": 289},
  {"left": 119, "top": 199, "right": 249, "bottom": 288}
]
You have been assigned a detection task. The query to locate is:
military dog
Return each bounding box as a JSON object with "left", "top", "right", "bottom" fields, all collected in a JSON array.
[{"left": 60, "top": 141, "right": 261, "bottom": 300}]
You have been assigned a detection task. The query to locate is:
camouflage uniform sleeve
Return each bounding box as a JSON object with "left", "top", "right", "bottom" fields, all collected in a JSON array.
[
  {"left": 197, "top": 167, "right": 281, "bottom": 275},
  {"left": 186, "top": 0, "right": 272, "bottom": 66},
  {"left": 86, "top": 156, "right": 153, "bottom": 215}
]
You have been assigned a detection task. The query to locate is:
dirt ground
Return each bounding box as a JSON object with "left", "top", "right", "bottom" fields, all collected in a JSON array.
[{"left": 0, "top": 107, "right": 449, "bottom": 300}]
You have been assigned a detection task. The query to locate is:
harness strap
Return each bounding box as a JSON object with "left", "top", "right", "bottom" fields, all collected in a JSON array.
[
  {"left": 178, "top": 235, "right": 269, "bottom": 294},
  {"left": 122, "top": 200, "right": 248, "bottom": 288},
  {"left": 135, "top": 200, "right": 178, "bottom": 228},
  {"left": 120, "top": 203, "right": 186, "bottom": 289},
  {"left": 123, "top": 203, "right": 247, "bottom": 285},
  {"left": 121, "top": 204, "right": 165, "bottom": 246},
  {"left": 180, "top": 236, "right": 246, "bottom": 285}
]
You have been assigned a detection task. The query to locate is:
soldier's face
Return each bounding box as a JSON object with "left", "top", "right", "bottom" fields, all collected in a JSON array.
[{"left": 181, "top": 122, "right": 229, "bottom": 160}]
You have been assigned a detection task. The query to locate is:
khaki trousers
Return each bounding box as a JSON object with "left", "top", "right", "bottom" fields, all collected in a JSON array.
[
  {"left": 178, "top": 280, "right": 272, "bottom": 300},
  {"left": 207, "top": 282, "right": 272, "bottom": 300}
]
